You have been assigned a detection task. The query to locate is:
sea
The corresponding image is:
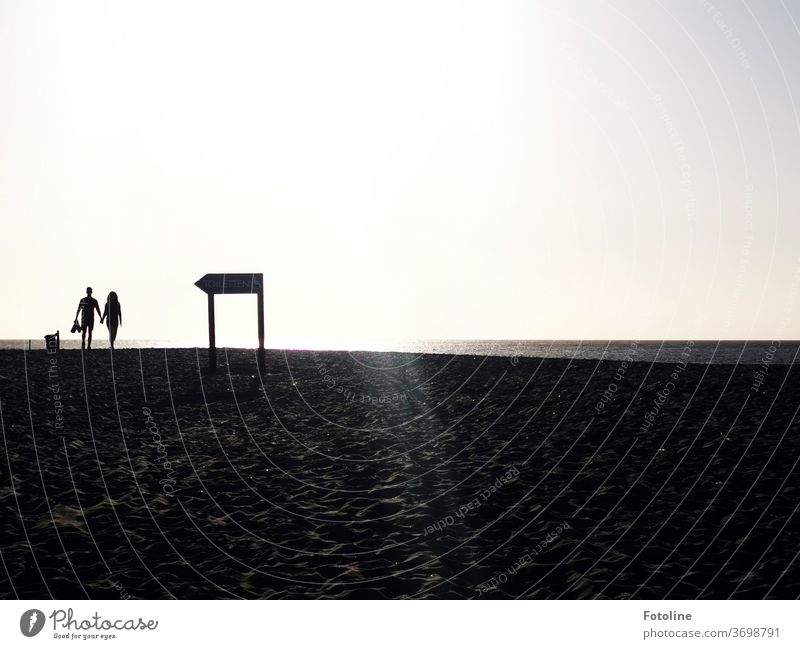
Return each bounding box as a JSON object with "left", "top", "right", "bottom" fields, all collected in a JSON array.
[{"left": 0, "top": 339, "right": 797, "bottom": 365}]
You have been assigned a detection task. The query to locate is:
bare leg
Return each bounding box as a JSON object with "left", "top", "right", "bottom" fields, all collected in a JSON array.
[
  {"left": 81, "top": 328, "right": 86, "bottom": 349},
  {"left": 109, "top": 325, "right": 117, "bottom": 350},
  {"left": 86, "top": 326, "right": 93, "bottom": 350}
]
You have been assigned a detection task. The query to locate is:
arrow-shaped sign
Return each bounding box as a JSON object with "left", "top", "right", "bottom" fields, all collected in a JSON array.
[
  {"left": 195, "top": 272, "right": 265, "bottom": 373},
  {"left": 195, "top": 273, "right": 263, "bottom": 295}
]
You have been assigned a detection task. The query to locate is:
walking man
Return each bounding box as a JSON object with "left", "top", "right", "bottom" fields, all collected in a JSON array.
[{"left": 74, "top": 287, "right": 101, "bottom": 349}]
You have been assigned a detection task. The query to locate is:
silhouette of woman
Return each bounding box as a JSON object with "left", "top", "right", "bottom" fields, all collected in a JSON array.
[{"left": 100, "top": 291, "right": 122, "bottom": 350}]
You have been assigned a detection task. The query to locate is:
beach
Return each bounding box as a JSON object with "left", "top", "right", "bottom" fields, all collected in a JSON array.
[{"left": 0, "top": 347, "right": 798, "bottom": 599}]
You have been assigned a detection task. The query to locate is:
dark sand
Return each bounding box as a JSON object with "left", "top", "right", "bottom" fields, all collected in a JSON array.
[{"left": 0, "top": 348, "right": 798, "bottom": 599}]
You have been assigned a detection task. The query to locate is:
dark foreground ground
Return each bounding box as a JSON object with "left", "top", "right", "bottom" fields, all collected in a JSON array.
[{"left": 0, "top": 348, "right": 798, "bottom": 599}]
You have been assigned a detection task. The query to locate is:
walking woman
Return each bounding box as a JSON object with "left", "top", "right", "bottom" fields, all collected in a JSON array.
[{"left": 100, "top": 291, "right": 122, "bottom": 349}]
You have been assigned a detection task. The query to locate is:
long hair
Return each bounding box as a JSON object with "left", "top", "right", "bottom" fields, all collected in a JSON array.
[{"left": 107, "top": 291, "right": 118, "bottom": 305}]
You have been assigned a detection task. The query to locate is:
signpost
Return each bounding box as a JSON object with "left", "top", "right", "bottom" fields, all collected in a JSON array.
[{"left": 194, "top": 273, "right": 265, "bottom": 373}]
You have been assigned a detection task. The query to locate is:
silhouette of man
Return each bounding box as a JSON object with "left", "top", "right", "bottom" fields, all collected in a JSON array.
[{"left": 75, "top": 287, "right": 101, "bottom": 349}]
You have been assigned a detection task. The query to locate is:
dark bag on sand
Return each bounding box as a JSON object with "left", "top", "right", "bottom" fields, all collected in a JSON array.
[
  {"left": 45, "top": 331, "right": 60, "bottom": 351},
  {"left": 70, "top": 320, "right": 82, "bottom": 334}
]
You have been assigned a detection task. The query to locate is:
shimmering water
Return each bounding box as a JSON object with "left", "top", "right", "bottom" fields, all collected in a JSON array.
[{"left": 1, "top": 338, "right": 797, "bottom": 364}]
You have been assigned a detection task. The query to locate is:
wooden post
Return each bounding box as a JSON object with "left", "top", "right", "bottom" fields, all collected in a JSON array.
[
  {"left": 257, "top": 287, "right": 265, "bottom": 370},
  {"left": 207, "top": 293, "right": 216, "bottom": 373}
]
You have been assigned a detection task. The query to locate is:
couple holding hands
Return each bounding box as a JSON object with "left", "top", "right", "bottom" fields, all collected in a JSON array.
[{"left": 74, "top": 287, "right": 123, "bottom": 350}]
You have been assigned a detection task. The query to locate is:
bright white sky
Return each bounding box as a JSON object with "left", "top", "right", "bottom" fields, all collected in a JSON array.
[{"left": 2, "top": 0, "right": 800, "bottom": 345}]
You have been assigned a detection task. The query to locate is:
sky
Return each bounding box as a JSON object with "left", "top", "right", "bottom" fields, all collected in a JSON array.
[{"left": 2, "top": 0, "right": 800, "bottom": 345}]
